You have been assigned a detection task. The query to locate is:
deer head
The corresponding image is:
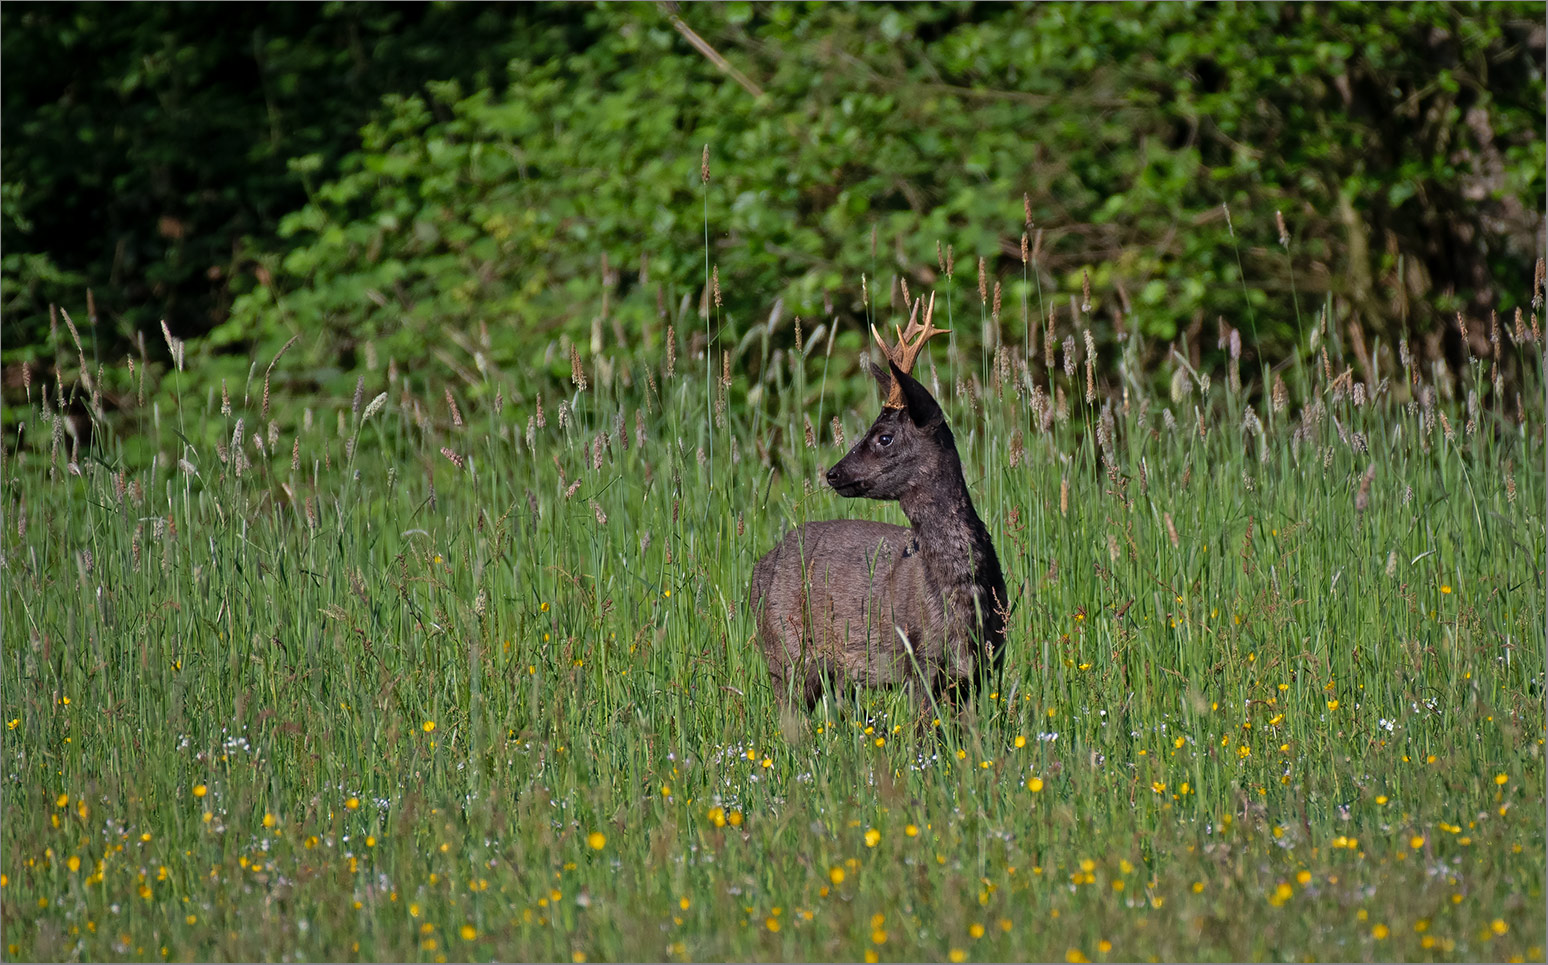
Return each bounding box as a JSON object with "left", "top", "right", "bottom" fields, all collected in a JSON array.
[{"left": 825, "top": 294, "right": 954, "bottom": 501}]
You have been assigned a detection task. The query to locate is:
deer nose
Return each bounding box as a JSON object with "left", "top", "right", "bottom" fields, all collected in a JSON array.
[{"left": 825, "top": 465, "right": 842, "bottom": 485}]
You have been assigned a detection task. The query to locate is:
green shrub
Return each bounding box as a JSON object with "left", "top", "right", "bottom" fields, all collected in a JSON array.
[{"left": 222, "top": 3, "right": 1542, "bottom": 397}]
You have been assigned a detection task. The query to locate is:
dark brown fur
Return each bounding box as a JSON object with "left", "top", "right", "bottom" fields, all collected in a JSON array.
[{"left": 749, "top": 361, "right": 1006, "bottom": 712}]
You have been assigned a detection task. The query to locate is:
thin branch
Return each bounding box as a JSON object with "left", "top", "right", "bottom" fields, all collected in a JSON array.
[{"left": 659, "top": 4, "right": 765, "bottom": 99}]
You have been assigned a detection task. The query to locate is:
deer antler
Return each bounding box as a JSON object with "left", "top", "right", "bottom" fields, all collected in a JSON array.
[{"left": 870, "top": 291, "right": 948, "bottom": 407}]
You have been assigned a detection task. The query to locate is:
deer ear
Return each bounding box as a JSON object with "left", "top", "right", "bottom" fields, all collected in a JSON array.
[
  {"left": 889, "top": 360, "right": 943, "bottom": 428},
  {"left": 864, "top": 355, "right": 894, "bottom": 398}
]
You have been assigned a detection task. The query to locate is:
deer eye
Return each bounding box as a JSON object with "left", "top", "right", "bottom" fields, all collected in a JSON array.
[{"left": 877, "top": 433, "right": 893, "bottom": 447}]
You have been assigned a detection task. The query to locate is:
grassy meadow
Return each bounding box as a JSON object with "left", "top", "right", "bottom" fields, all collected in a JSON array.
[{"left": 1, "top": 267, "right": 1545, "bottom": 962}]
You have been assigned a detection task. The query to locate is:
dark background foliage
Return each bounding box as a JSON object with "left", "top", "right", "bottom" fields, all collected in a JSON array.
[{"left": 3, "top": 1, "right": 1543, "bottom": 402}]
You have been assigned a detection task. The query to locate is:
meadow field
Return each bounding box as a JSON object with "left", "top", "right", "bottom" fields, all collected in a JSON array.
[{"left": 2, "top": 269, "right": 1544, "bottom": 962}]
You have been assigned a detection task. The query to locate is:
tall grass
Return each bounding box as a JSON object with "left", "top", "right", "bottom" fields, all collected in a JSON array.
[{"left": 1, "top": 259, "right": 1543, "bottom": 962}]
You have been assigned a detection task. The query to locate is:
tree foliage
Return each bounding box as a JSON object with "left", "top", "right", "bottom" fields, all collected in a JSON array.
[
  {"left": 1, "top": 2, "right": 583, "bottom": 352},
  {"left": 5, "top": 2, "right": 1542, "bottom": 392}
]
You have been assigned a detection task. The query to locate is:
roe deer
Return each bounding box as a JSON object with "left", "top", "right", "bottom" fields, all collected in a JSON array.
[{"left": 749, "top": 295, "right": 1006, "bottom": 713}]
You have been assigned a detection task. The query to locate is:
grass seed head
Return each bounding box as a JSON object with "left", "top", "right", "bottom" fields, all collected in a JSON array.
[{"left": 1044, "top": 306, "right": 1056, "bottom": 369}]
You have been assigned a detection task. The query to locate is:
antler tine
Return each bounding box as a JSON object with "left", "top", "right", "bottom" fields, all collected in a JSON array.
[
  {"left": 896, "top": 291, "right": 947, "bottom": 373},
  {"left": 871, "top": 290, "right": 947, "bottom": 407},
  {"left": 871, "top": 295, "right": 922, "bottom": 368}
]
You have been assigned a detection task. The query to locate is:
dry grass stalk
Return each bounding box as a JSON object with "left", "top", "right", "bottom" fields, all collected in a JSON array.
[{"left": 1355, "top": 462, "right": 1375, "bottom": 515}]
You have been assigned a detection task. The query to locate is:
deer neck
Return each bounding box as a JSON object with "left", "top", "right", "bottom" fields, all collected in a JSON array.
[{"left": 897, "top": 466, "right": 992, "bottom": 586}]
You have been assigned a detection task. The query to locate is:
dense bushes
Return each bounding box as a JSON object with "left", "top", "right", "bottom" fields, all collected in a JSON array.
[{"left": 5, "top": 2, "right": 1543, "bottom": 397}]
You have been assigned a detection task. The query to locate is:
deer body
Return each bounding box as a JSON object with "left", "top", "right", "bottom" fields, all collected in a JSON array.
[{"left": 749, "top": 338, "right": 1006, "bottom": 711}]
